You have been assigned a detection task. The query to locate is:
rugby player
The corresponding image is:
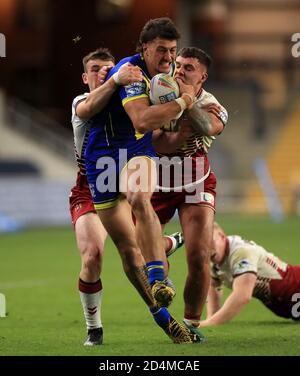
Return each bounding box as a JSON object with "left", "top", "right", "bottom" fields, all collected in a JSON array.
[
  {"left": 151, "top": 47, "right": 228, "bottom": 332},
  {"left": 200, "top": 222, "right": 300, "bottom": 326},
  {"left": 71, "top": 48, "right": 188, "bottom": 345},
  {"left": 85, "top": 19, "right": 202, "bottom": 343}
]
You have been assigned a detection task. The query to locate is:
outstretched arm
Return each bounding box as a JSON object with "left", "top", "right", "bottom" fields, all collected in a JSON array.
[
  {"left": 201, "top": 273, "right": 257, "bottom": 326},
  {"left": 206, "top": 278, "right": 223, "bottom": 319}
]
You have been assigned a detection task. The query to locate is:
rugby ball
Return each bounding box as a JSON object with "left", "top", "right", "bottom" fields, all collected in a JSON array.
[
  {"left": 149, "top": 73, "right": 179, "bottom": 104},
  {"left": 149, "top": 73, "right": 182, "bottom": 119}
]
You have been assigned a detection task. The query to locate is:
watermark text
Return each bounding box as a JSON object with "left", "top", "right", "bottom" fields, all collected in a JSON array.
[
  {"left": 0, "top": 33, "right": 6, "bottom": 57},
  {"left": 291, "top": 33, "right": 300, "bottom": 58}
]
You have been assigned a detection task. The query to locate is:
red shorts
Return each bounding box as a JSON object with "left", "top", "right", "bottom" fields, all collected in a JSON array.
[
  {"left": 69, "top": 172, "right": 96, "bottom": 226},
  {"left": 151, "top": 152, "right": 216, "bottom": 224},
  {"left": 266, "top": 265, "right": 300, "bottom": 320}
]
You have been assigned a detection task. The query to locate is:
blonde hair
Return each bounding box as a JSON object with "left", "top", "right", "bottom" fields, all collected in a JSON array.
[{"left": 213, "top": 222, "right": 226, "bottom": 236}]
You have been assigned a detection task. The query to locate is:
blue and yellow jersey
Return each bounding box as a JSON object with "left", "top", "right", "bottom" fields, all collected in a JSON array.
[{"left": 85, "top": 53, "right": 175, "bottom": 162}]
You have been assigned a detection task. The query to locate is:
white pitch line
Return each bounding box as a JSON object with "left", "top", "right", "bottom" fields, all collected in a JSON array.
[{"left": 0, "top": 280, "right": 50, "bottom": 289}]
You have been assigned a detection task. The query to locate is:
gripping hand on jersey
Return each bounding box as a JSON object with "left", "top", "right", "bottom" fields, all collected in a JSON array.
[{"left": 113, "top": 63, "right": 143, "bottom": 86}]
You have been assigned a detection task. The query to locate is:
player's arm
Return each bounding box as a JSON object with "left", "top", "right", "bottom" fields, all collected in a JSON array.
[
  {"left": 206, "top": 278, "right": 223, "bottom": 319},
  {"left": 76, "top": 64, "right": 143, "bottom": 119},
  {"left": 200, "top": 273, "right": 257, "bottom": 327},
  {"left": 186, "top": 102, "right": 224, "bottom": 137},
  {"left": 124, "top": 91, "right": 195, "bottom": 134}
]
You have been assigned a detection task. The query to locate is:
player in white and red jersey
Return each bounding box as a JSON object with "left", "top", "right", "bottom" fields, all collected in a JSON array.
[
  {"left": 199, "top": 222, "right": 300, "bottom": 326},
  {"left": 151, "top": 47, "right": 228, "bottom": 331},
  {"left": 70, "top": 48, "right": 144, "bottom": 346},
  {"left": 70, "top": 47, "right": 187, "bottom": 346}
]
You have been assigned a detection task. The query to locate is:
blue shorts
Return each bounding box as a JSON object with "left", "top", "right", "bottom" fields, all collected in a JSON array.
[{"left": 86, "top": 139, "right": 156, "bottom": 210}]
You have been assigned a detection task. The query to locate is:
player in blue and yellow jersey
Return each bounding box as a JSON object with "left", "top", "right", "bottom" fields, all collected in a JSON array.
[
  {"left": 85, "top": 18, "right": 202, "bottom": 343},
  {"left": 71, "top": 48, "right": 187, "bottom": 345}
]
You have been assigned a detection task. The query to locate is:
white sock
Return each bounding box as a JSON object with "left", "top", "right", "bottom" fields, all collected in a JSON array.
[
  {"left": 78, "top": 279, "right": 103, "bottom": 330},
  {"left": 79, "top": 290, "right": 103, "bottom": 330},
  {"left": 165, "top": 235, "right": 177, "bottom": 252},
  {"left": 184, "top": 318, "right": 201, "bottom": 328}
]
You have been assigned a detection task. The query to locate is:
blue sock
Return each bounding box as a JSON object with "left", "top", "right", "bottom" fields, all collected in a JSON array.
[
  {"left": 150, "top": 306, "right": 170, "bottom": 328},
  {"left": 146, "top": 261, "right": 165, "bottom": 285}
]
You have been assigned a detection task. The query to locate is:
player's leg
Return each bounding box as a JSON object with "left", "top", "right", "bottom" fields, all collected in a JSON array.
[
  {"left": 97, "top": 199, "right": 200, "bottom": 343},
  {"left": 179, "top": 204, "right": 214, "bottom": 327},
  {"left": 75, "top": 212, "right": 107, "bottom": 346},
  {"left": 97, "top": 198, "right": 156, "bottom": 307},
  {"left": 150, "top": 190, "right": 184, "bottom": 258},
  {"left": 164, "top": 231, "right": 184, "bottom": 257},
  {"left": 76, "top": 212, "right": 107, "bottom": 282},
  {"left": 120, "top": 156, "right": 174, "bottom": 307}
]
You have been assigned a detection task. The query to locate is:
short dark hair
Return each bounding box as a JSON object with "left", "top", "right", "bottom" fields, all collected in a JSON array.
[
  {"left": 82, "top": 48, "right": 115, "bottom": 72},
  {"left": 136, "top": 17, "right": 180, "bottom": 52},
  {"left": 177, "top": 47, "right": 212, "bottom": 71}
]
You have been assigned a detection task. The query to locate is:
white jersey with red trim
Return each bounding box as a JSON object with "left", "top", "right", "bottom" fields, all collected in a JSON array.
[
  {"left": 211, "top": 236, "right": 288, "bottom": 303},
  {"left": 160, "top": 88, "right": 228, "bottom": 157},
  {"left": 71, "top": 93, "right": 89, "bottom": 175}
]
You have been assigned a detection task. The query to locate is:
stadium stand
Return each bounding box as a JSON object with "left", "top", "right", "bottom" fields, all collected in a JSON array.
[{"left": 0, "top": 90, "right": 75, "bottom": 228}]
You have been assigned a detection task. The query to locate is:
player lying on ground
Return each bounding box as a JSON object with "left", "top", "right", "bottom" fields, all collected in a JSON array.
[{"left": 199, "top": 222, "right": 300, "bottom": 326}]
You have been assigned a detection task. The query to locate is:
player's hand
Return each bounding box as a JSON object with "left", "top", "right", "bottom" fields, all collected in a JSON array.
[
  {"left": 199, "top": 320, "right": 212, "bottom": 327},
  {"left": 97, "top": 65, "right": 111, "bottom": 86},
  {"left": 201, "top": 103, "right": 221, "bottom": 118},
  {"left": 176, "top": 79, "right": 196, "bottom": 108},
  {"left": 118, "top": 63, "right": 143, "bottom": 85}
]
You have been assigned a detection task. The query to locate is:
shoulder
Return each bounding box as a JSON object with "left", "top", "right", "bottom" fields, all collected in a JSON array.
[
  {"left": 71, "top": 93, "right": 88, "bottom": 126},
  {"left": 198, "top": 89, "right": 218, "bottom": 103},
  {"left": 228, "top": 236, "right": 259, "bottom": 276},
  {"left": 107, "top": 54, "right": 140, "bottom": 78},
  {"left": 72, "top": 93, "right": 88, "bottom": 108}
]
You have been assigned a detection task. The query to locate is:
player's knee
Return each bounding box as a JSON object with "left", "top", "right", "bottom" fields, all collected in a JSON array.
[
  {"left": 81, "top": 244, "right": 103, "bottom": 271},
  {"left": 187, "top": 246, "right": 211, "bottom": 271},
  {"left": 128, "top": 192, "right": 151, "bottom": 216}
]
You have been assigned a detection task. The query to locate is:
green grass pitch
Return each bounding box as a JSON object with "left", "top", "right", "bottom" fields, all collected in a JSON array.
[{"left": 0, "top": 215, "right": 299, "bottom": 356}]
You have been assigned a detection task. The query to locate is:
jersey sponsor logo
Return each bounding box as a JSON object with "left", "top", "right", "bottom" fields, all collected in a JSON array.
[
  {"left": 233, "top": 259, "right": 252, "bottom": 275},
  {"left": 124, "top": 81, "right": 146, "bottom": 97}
]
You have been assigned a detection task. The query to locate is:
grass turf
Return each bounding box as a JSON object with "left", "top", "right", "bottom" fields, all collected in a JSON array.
[{"left": 0, "top": 214, "right": 299, "bottom": 356}]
